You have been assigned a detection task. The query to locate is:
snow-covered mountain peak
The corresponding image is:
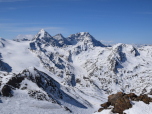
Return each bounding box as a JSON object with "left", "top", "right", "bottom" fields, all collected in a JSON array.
[
  {"left": 80, "top": 32, "right": 85, "bottom": 35},
  {"left": 34, "top": 29, "right": 52, "bottom": 40},
  {"left": 40, "top": 28, "right": 45, "bottom": 32},
  {"left": 67, "top": 32, "right": 105, "bottom": 47},
  {"left": 38, "top": 29, "right": 46, "bottom": 35},
  {"left": 53, "top": 33, "right": 65, "bottom": 39},
  {"left": 38, "top": 28, "right": 45, "bottom": 35},
  {"left": 112, "top": 43, "right": 139, "bottom": 56},
  {"left": 77, "top": 32, "right": 89, "bottom": 36},
  {"left": 75, "top": 32, "right": 91, "bottom": 38},
  {"left": 68, "top": 32, "right": 91, "bottom": 39}
]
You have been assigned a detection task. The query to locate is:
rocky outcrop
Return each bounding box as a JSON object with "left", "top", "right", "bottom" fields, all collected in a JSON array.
[
  {"left": 1, "top": 76, "right": 25, "bottom": 97},
  {"left": 0, "top": 67, "right": 87, "bottom": 111},
  {"left": 0, "top": 59, "right": 12, "bottom": 72},
  {"left": 98, "top": 92, "right": 152, "bottom": 114},
  {"left": 1, "top": 85, "right": 13, "bottom": 97}
]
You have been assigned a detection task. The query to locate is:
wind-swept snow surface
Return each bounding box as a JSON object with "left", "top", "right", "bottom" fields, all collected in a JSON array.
[{"left": 0, "top": 29, "right": 152, "bottom": 114}]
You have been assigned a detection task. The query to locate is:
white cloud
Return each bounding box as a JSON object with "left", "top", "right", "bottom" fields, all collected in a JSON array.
[{"left": 16, "top": 34, "right": 34, "bottom": 40}]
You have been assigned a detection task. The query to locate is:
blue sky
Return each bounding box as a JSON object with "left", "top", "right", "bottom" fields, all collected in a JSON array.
[{"left": 0, "top": 0, "right": 152, "bottom": 44}]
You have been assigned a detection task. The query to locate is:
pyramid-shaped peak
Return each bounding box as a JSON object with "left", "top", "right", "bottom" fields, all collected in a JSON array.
[
  {"left": 40, "top": 28, "right": 45, "bottom": 31},
  {"left": 34, "top": 29, "right": 51, "bottom": 39},
  {"left": 39, "top": 28, "right": 46, "bottom": 34},
  {"left": 37, "top": 29, "right": 46, "bottom": 36}
]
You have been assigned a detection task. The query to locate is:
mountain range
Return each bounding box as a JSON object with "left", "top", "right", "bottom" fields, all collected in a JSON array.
[{"left": 0, "top": 29, "right": 152, "bottom": 114}]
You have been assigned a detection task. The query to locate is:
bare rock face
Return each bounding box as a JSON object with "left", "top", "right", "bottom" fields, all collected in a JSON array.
[
  {"left": 98, "top": 92, "right": 152, "bottom": 114},
  {"left": 101, "top": 102, "right": 111, "bottom": 108},
  {"left": 1, "top": 75, "right": 26, "bottom": 97},
  {"left": 98, "top": 108, "right": 104, "bottom": 112},
  {"left": 0, "top": 60, "right": 12, "bottom": 72},
  {"left": 112, "top": 95, "right": 132, "bottom": 114},
  {"left": 1, "top": 85, "right": 13, "bottom": 97},
  {"left": 108, "top": 92, "right": 124, "bottom": 105},
  {"left": 6, "top": 76, "right": 25, "bottom": 89},
  {"left": 133, "top": 94, "right": 152, "bottom": 104}
]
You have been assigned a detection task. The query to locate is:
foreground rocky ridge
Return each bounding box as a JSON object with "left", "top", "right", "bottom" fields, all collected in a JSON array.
[
  {"left": 98, "top": 92, "right": 152, "bottom": 114},
  {"left": 0, "top": 67, "right": 90, "bottom": 113},
  {"left": 0, "top": 29, "right": 152, "bottom": 113}
]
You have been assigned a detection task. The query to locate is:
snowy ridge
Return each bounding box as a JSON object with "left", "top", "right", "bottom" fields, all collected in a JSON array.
[
  {"left": 0, "top": 29, "right": 152, "bottom": 114},
  {"left": 0, "top": 67, "right": 91, "bottom": 113}
]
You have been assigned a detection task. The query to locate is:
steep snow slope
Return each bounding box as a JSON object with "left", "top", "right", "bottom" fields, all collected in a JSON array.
[{"left": 0, "top": 29, "right": 152, "bottom": 114}]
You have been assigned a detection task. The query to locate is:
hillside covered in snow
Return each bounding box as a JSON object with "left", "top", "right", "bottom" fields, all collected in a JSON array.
[{"left": 0, "top": 29, "right": 152, "bottom": 114}]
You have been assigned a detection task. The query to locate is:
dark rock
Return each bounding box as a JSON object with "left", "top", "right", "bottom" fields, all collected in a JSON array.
[
  {"left": 148, "top": 89, "right": 152, "bottom": 95},
  {"left": 127, "top": 93, "right": 137, "bottom": 100},
  {"left": 1, "top": 85, "right": 13, "bottom": 97},
  {"left": 101, "top": 102, "right": 111, "bottom": 108},
  {"left": 7, "top": 76, "right": 25, "bottom": 89},
  {"left": 28, "top": 90, "right": 49, "bottom": 101},
  {"left": 21, "top": 87, "right": 27, "bottom": 90},
  {"left": 98, "top": 108, "right": 104, "bottom": 112},
  {"left": 129, "top": 93, "right": 137, "bottom": 98},
  {"left": 112, "top": 97, "right": 132, "bottom": 114},
  {"left": 142, "top": 88, "right": 147, "bottom": 94},
  {"left": 64, "top": 106, "right": 72, "bottom": 113},
  {"left": 108, "top": 92, "right": 123, "bottom": 105},
  {"left": 98, "top": 92, "right": 152, "bottom": 114},
  {"left": 1, "top": 75, "right": 25, "bottom": 97},
  {"left": 138, "top": 94, "right": 151, "bottom": 104},
  {"left": 76, "top": 78, "right": 81, "bottom": 83}
]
